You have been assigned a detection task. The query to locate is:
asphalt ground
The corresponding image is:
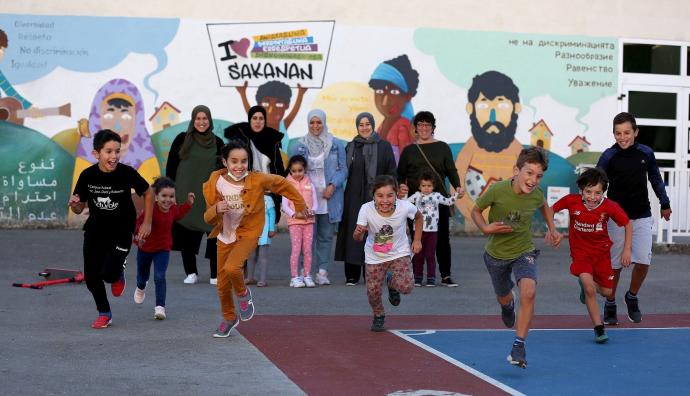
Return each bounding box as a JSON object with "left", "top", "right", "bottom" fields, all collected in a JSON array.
[{"left": 1, "top": 229, "right": 688, "bottom": 395}]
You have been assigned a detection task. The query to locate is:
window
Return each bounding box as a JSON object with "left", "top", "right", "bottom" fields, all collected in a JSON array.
[
  {"left": 628, "top": 91, "right": 676, "bottom": 119},
  {"left": 637, "top": 125, "right": 675, "bottom": 153},
  {"left": 623, "top": 44, "right": 680, "bottom": 75}
]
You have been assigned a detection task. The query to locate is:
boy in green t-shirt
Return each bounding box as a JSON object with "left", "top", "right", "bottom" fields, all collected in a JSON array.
[{"left": 471, "top": 147, "right": 561, "bottom": 369}]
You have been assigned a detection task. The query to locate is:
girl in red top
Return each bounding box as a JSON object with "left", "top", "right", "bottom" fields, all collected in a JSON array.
[
  {"left": 551, "top": 168, "right": 631, "bottom": 343},
  {"left": 282, "top": 155, "right": 319, "bottom": 288},
  {"left": 134, "top": 176, "right": 194, "bottom": 320}
]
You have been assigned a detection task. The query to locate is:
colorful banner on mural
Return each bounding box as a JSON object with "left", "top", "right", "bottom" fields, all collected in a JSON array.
[{"left": 206, "top": 21, "right": 335, "bottom": 88}]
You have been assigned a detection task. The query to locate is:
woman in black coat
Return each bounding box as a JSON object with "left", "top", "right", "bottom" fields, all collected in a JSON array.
[{"left": 334, "top": 112, "right": 397, "bottom": 285}]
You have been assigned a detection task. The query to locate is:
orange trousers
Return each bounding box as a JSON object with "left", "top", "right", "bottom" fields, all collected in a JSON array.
[{"left": 216, "top": 236, "right": 257, "bottom": 320}]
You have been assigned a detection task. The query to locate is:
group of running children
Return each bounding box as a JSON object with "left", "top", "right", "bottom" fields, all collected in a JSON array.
[{"left": 68, "top": 111, "right": 671, "bottom": 369}]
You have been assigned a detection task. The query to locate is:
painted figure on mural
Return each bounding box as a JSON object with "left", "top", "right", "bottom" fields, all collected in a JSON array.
[
  {"left": 74, "top": 78, "right": 160, "bottom": 188},
  {"left": 455, "top": 71, "right": 524, "bottom": 230},
  {"left": 0, "top": 28, "right": 46, "bottom": 125},
  {"left": 235, "top": 80, "right": 308, "bottom": 150},
  {"left": 368, "top": 54, "right": 419, "bottom": 163}
]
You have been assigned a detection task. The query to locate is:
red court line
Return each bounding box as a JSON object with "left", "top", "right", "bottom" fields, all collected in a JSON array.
[{"left": 240, "top": 314, "right": 690, "bottom": 395}]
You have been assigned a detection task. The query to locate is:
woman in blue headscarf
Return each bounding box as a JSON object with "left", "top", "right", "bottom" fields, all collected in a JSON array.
[
  {"left": 368, "top": 54, "right": 419, "bottom": 163},
  {"left": 290, "top": 109, "right": 347, "bottom": 286}
]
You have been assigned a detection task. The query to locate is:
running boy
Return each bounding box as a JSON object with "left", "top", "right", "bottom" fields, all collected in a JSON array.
[
  {"left": 596, "top": 112, "right": 672, "bottom": 324},
  {"left": 203, "top": 139, "right": 309, "bottom": 338},
  {"left": 471, "top": 147, "right": 560, "bottom": 368},
  {"left": 406, "top": 171, "right": 462, "bottom": 286},
  {"left": 551, "top": 167, "right": 632, "bottom": 343},
  {"left": 69, "top": 129, "right": 153, "bottom": 329},
  {"left": 133, "top": 176, "right": 194, "bottom": 320},
  {"left": 354, "top": 175, "right": 422, "bottom": 332}
]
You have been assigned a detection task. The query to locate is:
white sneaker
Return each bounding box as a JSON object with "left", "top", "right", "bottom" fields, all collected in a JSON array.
[
  {"left": 209, "top": 278, "right": 217, "bottom": 285},
  {"left": 134, "top": 287, "right": 145, "bottom": 304},
  {"left": 154, "top": 306, "right": 166, "bottom": 320},
  {"left": 316, "top": 270, "right": 330, "bottom": 285},
  {"left": 290, "top": 276, "right": 305, "bottom": 288},
  {"left": 183, "top": 273, "right": 198, "bottom": 284},
  {"left": 304, "top": 276, "right": 316, "bottom": 288}
]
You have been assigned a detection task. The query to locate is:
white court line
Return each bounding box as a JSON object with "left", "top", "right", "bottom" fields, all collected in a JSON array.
[
  {"left": 390, "top": 330, "right": 526, "bottom": 396},
  {"left": 394, "top": 327, "right": 690, "bottom": 332}
]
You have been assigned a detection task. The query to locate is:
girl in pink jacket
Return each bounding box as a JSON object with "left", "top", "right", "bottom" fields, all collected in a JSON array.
[{"left": 282, "top": 155, "right": 319, "bottom": 288}]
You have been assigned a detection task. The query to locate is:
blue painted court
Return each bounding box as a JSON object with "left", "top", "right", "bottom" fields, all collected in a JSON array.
[{"left": 393, "top": 328, "right": 690, "bottom": 396}]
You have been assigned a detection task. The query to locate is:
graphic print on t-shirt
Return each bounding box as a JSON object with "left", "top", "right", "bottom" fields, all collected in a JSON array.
[
  {"left": 89, "top": 184, "right": 126, "bottom": 211},
  {"left": 373, "top": 224, "right": 394, "bottom": 256}
]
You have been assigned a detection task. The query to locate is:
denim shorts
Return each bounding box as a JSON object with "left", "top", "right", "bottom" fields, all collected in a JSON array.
[{"left": 483, "top": 250, "right": 540, "bottom": 297}]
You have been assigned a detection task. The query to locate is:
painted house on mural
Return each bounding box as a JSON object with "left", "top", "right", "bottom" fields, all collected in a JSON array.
[
  {"left": 529, "top": 119, "right": 553, "bottom": 151},
  {"left": 568, "top": 135, "right": 590, "bottom": 155},
  {"left": 149, "top": 101, "right": 181, "bottom": 133}
]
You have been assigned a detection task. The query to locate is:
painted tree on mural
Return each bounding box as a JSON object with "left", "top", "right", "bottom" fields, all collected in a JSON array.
[
  {"left": 368, "top": 54, "right": 419, "bottom": 163},
  {"left": 455, "top": 70, "right": 525, "bottom": 230}
]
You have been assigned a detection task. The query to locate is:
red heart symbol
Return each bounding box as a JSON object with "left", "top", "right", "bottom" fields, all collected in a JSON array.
[{"left": 230, "top": 38, "right": 250, "bottom": 58}]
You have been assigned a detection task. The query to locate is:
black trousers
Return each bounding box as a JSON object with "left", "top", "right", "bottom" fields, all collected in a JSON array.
[
  {"left": 344, "top": 262, "right": 365, "bottom": 283},
  {"left": 83, "top": 232, "right": 130, "bottom": 314},
  {"left": 172, "top": 223, "right": 218, "bottom": 278},
  {"left": 436, "top": 205, "right": 452, "bottom": 279}
]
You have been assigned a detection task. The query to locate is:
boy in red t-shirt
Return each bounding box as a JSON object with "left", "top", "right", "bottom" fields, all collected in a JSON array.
[
  {"left": 552, "top": 167, "right": 631, "bottom": 343},
  {"left": 134, "top": 176, "right": 193, "bottom": 320}
]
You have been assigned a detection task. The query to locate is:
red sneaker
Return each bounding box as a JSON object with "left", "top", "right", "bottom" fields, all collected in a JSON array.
[
  {"left": 111, "top": 276, "right": 126, "bottom": 297},
  {"left": 91, "top": 315, "right": 112, "bottom": 329}
]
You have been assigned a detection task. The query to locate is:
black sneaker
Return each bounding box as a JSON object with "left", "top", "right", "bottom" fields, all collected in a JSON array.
[
  {"left": 501, "top": 291, "right": 516, "bottom": 328},
  {"left": 603, "top": 302, "right": 618, "bottom": 326},
  {"left": 507, "top": 342, "right": 527, "bottom": 368},
  {"left": 441, "top": 277, "right": 458, "bottom": 287},
  {"left": 594, "top": 325, "right": 609, "bottom": 344},
  {"left": 370, "top": 315, "right": 386, "bottom": 332},
  {"left": 625, "top": 293, "right": 642, "bottom": 323},
  {"left": 388, "top": 287, "right": 401, "bottom": 306}
]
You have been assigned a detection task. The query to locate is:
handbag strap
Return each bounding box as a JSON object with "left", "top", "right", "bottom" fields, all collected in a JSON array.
[{"left": 415, "top": 143, "right": 448, "bottom": 196}]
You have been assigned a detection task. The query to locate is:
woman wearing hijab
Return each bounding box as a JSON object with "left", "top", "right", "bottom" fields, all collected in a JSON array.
[
  {"left": 224, "top": 105, "right": 286, "bottom": 220},
  {"left": 290, "top": 109, "right": 347, "bottom": 285},
  {"left": 167, "top": 105, "right": 225, "bottom": 285},
  {"left": 334, "top": 112, "right": 397, "bottom": 285}
]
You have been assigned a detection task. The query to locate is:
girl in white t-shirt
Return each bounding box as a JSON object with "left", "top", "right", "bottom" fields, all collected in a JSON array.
[{"left": 354, "top": 175, "right": 423, "bottom": 332}]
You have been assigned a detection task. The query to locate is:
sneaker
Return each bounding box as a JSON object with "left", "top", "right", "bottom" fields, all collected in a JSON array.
[
  {"left": 441, "top": 277, "right": 458, "bottom": 287},
  {"left": 625, "top": 293, "right": 642, "bottom": 323},
  {"left": 209, "top": 278, "right": 217, "bottom": 285},
  {"left": 91, "top": 315, "right": 112, "bottom": 329},
  {"left": 290, "top": 276, "right": 305, "bottom": 288},
  {"left": 501, "top": 290, "right": 516, "bottom": 328},
  {"left": 213, "top": 317, "right": 239, "bottom": 338},
  {"left": 345, "top": 279, "right": 358, "bottom": 286},
  {"left": 507, "top": 342, "right": 527, "bottom": 368},
  {"left": 370, "top": 315, "right": 386, "bottom": 332},
  {"left": 425, "top": 278, "right": 436, "bottom": 287},
  {"left": 386, "top": 272, "right": 401, "bottom": 306},
  {"left": 304, "top": 276, "right": 316, "bottom": 288},
  {"left": 578, "top": 278, "right": 585, "bottom": 305},
  {"left": 154, "top": 306, "right": 166, "bottom": 320},
  {"left": 594, "top": 325, "right": 608, "bottom": 344},
  {"left": 414, "top": 277, "right": 423, "bottom": 287},
  {"left": 238, "top": 288, "right": 254, "bottom": 321},
  {"left": 134, "top": 287, "right": 145, "bottom": 304},
  {"left": 245, "top": 279, "right": 257, "bottom": 285},
  {"left": 111, "top": 274, "right": 126, "bottom": 297},
  {"left": 603, "top": 302, "right": 618, "bottom": 326},
  {"left": 316, "top": 270, "right": 331, "bottom": 285},
  {"left": 183, "top": 273, "right": 198, "bottom": 284},
  {"left": 257, "top": 281, "right": 267, "bottom": 287}
]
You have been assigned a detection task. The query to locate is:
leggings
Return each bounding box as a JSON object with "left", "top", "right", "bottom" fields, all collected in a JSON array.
[
  {"left": 412, "top": 231, "right": 438, "bottom": 280},
  {"left": 365, "top": 256, "right": 414, "bottom": 316},
  {"left": 289, "top": 224, "right": 313, "bottom": 277}
]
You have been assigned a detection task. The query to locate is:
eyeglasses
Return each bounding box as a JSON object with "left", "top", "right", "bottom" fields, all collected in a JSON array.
[{"left": 416, "top": 122, "right": 433, "bottom": 129}]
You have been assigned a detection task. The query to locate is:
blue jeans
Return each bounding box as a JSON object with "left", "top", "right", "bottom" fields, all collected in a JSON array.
[
  {"left": 136, "top": 250, "right": 170, "bottom": 307},
  {"left": 312, "top": 214, "right": 336, "bottom": 273}
]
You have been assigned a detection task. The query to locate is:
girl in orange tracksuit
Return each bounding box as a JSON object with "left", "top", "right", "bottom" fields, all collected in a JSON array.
[{"left": 203, "top": 139, "right": 309, "bottom": 338}]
